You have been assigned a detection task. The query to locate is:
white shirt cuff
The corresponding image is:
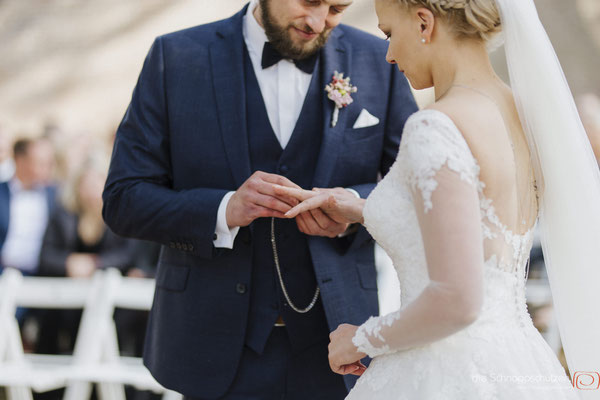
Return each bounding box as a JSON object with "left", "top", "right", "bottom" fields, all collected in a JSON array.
[
  {"left": 338, "top": 188, "right": 361, "bottom": 238},
  {"left": 214, "top": 191, "right": 240, "bottom": 249},
  {"left": 345, "top": 188, "right": 360, "bottom": 199}
]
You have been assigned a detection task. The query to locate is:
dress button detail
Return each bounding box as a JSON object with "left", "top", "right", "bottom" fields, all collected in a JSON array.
[{"left": 236, "top": 283, "right": 247, "bottom": 294}]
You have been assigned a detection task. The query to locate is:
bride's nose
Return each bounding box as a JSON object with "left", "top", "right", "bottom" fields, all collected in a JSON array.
[{"left": 386, "top": 47, "right": 396, "bottom": 64}]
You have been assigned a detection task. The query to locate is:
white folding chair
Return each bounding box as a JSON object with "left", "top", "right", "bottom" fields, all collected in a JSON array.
[{"left": 0, "top": 268, "right": 181, "bottom": 400}]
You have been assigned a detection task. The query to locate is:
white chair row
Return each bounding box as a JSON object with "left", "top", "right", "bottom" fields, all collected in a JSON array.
[{"left": 0, "top": 267, "right": 182, "bottom": 400}]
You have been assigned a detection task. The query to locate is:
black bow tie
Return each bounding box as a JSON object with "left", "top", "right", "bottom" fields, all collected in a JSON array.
[{"left": 261, "top": 42, "right": 318, "bottom": 74}]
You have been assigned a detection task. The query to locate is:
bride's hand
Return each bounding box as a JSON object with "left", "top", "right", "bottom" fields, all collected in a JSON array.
[
  {"left": 328, "top": 324, "right": 367, "bottom": 376},
  {"left": 272, "top": 186, "right": 365, "bottom": 225}
]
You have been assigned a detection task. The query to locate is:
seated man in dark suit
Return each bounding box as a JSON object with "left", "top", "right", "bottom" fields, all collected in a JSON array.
[{"left": 0, "top": 137, "right": 57, "bottom": 323}]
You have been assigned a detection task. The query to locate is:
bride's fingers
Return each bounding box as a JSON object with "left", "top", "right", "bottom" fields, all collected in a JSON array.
[
  {"left": 340, "top": 363, "right": 364, "bottom": 375},
  {"left": 272, "top": 185, "right": 316, "bottom": 201},
  {"left": 345, "top": 362, "right": 366, "bottom": 376},
  {"left": 284, "top": 196, "right": 327, "bottom": 218},
  {"left": 326, "top": 195, "right": 338, "bottom": 211}
]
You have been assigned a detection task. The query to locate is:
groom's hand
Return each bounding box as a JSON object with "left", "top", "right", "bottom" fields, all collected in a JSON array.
[
  {"left": 296, "top": 209, "right": 349, "bottom": 238},
  {"left": 226, "top": 171, "right": 300, "bottom": 228}
]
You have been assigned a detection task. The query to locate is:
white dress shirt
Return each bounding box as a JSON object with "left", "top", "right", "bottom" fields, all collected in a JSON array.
[
  {"left": 213, "top": 0, "right": 359, "bottom": 248},
  {"left": 213, "top": 0, "right": 313, "bottom": 249},
  {"left": 0, "top": 159, "right": 15, "bottom": 182},
  {"left": 1, "top": 178, "right": 49, "bottom": 273}
]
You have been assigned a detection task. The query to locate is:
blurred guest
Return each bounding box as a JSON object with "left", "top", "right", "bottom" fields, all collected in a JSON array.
[
  {"left": 0, "top": 125, "right": 15, "bottom": 182},
  {"left": 578, "top": 93, "right": 600, "bottom": 164},
  {"left": 36, "top": 154, "right": 135, "bottom": 356},
  {"left": 39, "top": 153, "right": 134, "bottom": 278},
  {"left": 0, "top": 137, "right": 56, "bottom": 326},
  {"left": 0, "top": 137, "right": 56, "bottom": 275}
]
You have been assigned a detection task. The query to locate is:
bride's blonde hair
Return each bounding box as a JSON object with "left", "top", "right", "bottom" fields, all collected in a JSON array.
[{"left": 391, "top": 0, "right": 502, "bottom": 42}]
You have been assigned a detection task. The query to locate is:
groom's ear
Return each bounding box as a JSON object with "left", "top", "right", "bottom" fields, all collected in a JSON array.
[{"left": 415, "top": 8, "right": 435, "bottom": 42}]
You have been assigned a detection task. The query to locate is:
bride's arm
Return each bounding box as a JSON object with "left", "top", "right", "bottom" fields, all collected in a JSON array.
[{"left": 351, "top": 165, "right": 484, "bottom": 358}]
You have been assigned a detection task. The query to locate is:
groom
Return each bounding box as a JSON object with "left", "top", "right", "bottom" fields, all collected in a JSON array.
[{"left": 103, "top": 0, "right": 417, "bottom": 399}]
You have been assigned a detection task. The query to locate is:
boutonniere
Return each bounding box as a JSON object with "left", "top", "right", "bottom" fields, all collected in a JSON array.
[{"left": 325, "top": 71, "right": 357, "bottom": 127}]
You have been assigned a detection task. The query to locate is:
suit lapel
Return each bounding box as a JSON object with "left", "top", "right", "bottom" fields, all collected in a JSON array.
[
  {"left": 313, "top": 28, "right": 352, "bottom": 189},
  {"left": 210, "top": 6, "right": 252, "bottom": 188}
]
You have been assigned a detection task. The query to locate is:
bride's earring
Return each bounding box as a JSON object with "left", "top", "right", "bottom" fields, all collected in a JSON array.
[{"left": 421, "top": 38, "right": 427, "bottom": 44}]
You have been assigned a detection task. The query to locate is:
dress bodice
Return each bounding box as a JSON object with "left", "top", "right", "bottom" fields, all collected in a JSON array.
[
  {"left": 346, "top": 109, "right": 577, "bottom": 399},
  {"left": 363, "top": 109, "right": 535, "bottom": 326}
]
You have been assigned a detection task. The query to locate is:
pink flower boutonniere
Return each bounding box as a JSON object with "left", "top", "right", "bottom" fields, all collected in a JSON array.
[{"left": 325, "top": 71, "right": 358, "bottom": 127}]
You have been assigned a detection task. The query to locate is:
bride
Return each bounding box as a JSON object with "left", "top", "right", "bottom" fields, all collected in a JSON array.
[{"left": 275, "top": 0, "right": 600, "bottom": 398}]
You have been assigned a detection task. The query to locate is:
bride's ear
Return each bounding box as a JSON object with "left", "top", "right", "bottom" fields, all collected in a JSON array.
[{"left": 415, "top": 8, "right": 435, "bottom": 44}]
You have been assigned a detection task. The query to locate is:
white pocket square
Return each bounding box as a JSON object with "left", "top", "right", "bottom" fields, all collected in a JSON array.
[{"left": 353, "top": 109, "right": 380, "bottom": 129}]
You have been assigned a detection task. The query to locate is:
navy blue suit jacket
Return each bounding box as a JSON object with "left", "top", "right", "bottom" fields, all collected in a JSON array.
[{"left": 103, "top": 5, "right": 417, "bottom": 399}]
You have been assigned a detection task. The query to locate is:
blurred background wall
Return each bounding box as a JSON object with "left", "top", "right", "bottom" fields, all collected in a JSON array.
[{"left": 0, "top": 0, "right": 599, "bottom": 142}]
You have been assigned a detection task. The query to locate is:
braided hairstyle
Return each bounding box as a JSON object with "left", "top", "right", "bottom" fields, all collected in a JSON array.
[{"left": 394, "top": 0, "right": 501, "bottom": 42}]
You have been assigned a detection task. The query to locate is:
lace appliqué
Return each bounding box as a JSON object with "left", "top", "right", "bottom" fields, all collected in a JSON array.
[
  {"left": 353, "top": 312, "right": 401, "bottom": 358},
  {"left": 402, "top": 111, "right": 480, "bottom": 213}
]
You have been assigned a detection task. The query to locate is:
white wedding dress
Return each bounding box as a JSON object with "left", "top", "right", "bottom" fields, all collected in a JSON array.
[{"left": 348, "top": 109, "right": 578, "bottom": 399}]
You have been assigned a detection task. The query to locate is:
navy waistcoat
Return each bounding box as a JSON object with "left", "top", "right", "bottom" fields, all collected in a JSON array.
[{"left": 243, "top": 48, "right": 331, "bottom": 355}]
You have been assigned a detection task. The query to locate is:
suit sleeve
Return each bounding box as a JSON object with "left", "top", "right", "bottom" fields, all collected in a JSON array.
[{"left": 102, "top": 37, "right": 228, "bottom": 259}]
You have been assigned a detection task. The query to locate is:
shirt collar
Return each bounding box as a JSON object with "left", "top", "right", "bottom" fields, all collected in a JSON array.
[
  {"left": 8, "top": 177, "right": 23, "bottom": 194},
  {"left": 8, "top": 177, "right": 44, "bottom": 194},
  {"left": 243, "top": 0, "right": 269, "bottom": 58}
]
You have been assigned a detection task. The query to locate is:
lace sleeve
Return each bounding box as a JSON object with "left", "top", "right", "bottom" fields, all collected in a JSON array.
[{"left": 353, "top": 110, "right": 485, "bottom": 358}]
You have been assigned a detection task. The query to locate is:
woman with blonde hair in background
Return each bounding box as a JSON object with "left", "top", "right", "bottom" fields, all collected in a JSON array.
[
  {"left": 36, "top": 153, "right": 134, "bottom": 357},
  {"left": 275, "top": 0, "right": 600, "bottom": 397}
]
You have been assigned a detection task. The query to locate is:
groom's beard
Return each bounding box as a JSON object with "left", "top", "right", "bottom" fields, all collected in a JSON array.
[{"left": 260, "top": 0, "right": 332, "bottom": 61}]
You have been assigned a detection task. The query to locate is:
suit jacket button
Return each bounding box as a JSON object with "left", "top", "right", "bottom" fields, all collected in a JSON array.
[
  {"left": 213, "top": 233, "right": 218, "bottom": 241},
  {"left": 236, "top": 283, "right": 247, "bottom": 294},
  {"left": 280, "top": 165, "right": 290, "bottom": 174}
]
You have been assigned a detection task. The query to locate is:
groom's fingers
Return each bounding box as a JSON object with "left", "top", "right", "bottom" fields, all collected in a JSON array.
[
  {"left": 310, "top": 208, "right": 335, "bottom": 231},
  {"left": 257, "top": 182, "right": 299, "bottom": 207},
  {"left": 254, "top": 207, "right": 287, "bottom": 219},
  {"left": 261, "top": 172, "right": 301, "bottom": 189},
  {"left": 298, "top": 212, "right": 322, "bottom": 234},
  {"left": 253, "top": 193, "right": 294, "bottom": 214}
]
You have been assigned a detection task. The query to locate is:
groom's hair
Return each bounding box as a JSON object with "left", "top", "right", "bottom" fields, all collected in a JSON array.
[{"left": 259, "top": 0, "right": 333, "bottom": 61}]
